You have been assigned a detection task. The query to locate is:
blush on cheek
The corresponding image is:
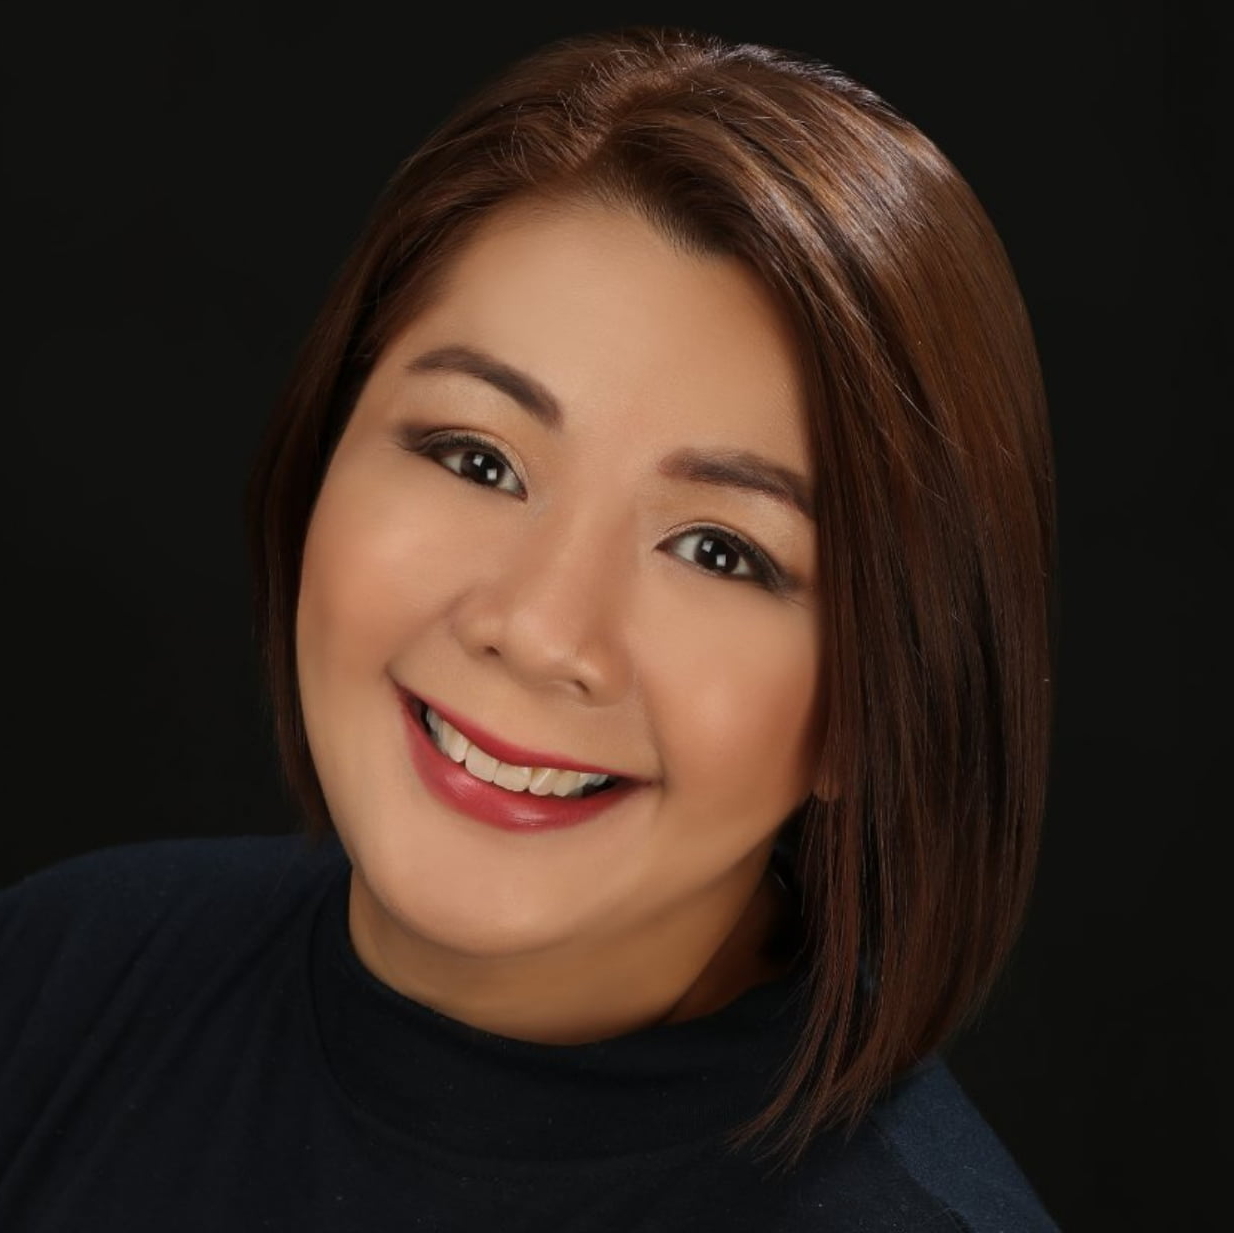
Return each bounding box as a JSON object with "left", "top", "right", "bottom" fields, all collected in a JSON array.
[
  {"left": 299, "top": 496, "right": 424, "bottom": 668},
  {"left": 649, "top": 625, "right": 818, "bottom": 828}
]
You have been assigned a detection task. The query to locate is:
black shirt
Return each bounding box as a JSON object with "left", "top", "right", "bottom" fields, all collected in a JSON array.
[{"left": 0, "top": 835, "right": 1057, "bottom": 1230}]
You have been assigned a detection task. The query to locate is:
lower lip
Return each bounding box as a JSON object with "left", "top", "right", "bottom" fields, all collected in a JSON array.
[{"left": 399, "top": 692, "right": 641, "bottom": 832}]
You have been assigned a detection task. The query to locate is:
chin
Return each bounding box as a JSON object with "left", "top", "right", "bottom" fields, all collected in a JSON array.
[{"left": 343, "top": 816, "right": 621, "bottom": 961}]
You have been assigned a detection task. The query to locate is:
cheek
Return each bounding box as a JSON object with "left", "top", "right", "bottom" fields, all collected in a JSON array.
[
  {"left": 296, "top": 473, "right": 453, "bottom": 682},
  {"left": 298, "top": 506, "right": 390, "bottom": 683},
  {"left": 644, "top": 591, "right": 820, "bottom": 809},
  {"left": 294, "top": 470, "right": 465, "bottom": 830}
]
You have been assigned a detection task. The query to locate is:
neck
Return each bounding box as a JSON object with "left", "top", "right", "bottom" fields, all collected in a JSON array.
[
  {"left": 656, "top": 865, "right": 797, "bottom": 1025},
  {"left": 346, "top": 852, "right": 797, "bottom": 1045}
]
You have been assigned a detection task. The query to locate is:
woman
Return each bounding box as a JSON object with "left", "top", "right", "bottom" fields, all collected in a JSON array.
[{"left": 0, "top": 26, "right": 1057, "bottom": 1231}]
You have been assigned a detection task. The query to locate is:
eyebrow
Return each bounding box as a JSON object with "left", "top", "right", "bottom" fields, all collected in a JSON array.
[
  {"left": 406, "top": 343, "right": 813, "bottom": 517},
  {"left": 659, "top": 449, "right": 814, "bottom": 519},
  {"left": 406, "top": 345, "right": 561, "bottom": 427}
]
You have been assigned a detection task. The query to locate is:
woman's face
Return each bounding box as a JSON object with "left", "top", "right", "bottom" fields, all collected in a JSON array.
[{"left": 296, "top": 196, "right": 822, "bottom": 1024}]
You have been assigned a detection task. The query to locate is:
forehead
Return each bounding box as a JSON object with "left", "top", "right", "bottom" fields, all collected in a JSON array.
[{"left": 384, "top": 196, "right": 811, "bottom": 470}]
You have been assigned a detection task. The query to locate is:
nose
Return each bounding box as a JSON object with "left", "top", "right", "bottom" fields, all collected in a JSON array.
[{"left": 448, "top": 507, "right": 634, "bottom": 704}]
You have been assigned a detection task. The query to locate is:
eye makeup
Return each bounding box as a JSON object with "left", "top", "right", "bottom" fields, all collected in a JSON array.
[{"left": 391, "top": 419, "right": 805, "bottom": 596}]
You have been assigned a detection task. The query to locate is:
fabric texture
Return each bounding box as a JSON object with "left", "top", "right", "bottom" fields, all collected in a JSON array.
[{"left": 0, "top": 835, "right": 1058, "bottom": 1231}]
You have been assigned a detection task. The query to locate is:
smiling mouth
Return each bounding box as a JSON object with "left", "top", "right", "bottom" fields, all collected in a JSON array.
[{"left": 413, "top": 699, "right": 624, "bottom": 800}]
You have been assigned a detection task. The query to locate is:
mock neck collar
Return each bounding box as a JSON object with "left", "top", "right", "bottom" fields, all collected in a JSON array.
[{"left": 308, "top": 855, "right": 810, "bottom": 1160}]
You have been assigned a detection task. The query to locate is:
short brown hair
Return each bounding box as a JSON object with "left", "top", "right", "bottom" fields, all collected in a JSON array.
[{"left": 246, "top": 26, "right": 1055, "bottom": 1172}]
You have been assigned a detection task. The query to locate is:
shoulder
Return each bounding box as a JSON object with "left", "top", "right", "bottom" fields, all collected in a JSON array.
[
  {"left": 861, "top": 1057, "right": 1058, "bottom": 1232},
  {"left": 779, "top": 1056, "right": 1056, "bottom": 1232},
  {"left": 0, "top": 832, "right": 343, "bottom": 939},
  {"left": 0, "top": 834, "right": 345, "bottom": 1024},
  {"left": 0, "top": 835, "right": 348, "bottom": 1187}
]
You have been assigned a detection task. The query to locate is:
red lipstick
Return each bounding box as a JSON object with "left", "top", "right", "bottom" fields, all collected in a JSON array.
[
  {"left": 416, "top": 692, "right": 628, "bottom": 778},
  {"left": 398, "top": 687, "right": 642, "bottom": 832}
]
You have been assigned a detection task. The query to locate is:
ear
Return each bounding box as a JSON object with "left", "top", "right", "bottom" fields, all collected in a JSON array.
[{"left": 812, "top": 766, "right": 841, "bottom": 804}]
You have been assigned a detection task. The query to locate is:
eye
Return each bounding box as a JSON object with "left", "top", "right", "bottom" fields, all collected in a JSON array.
[
  {"left": 663, "top": 527, "right": 786, "bottom": 591},
  {"left": 421, "top": 432, "right": 525, "bottom": 497}
]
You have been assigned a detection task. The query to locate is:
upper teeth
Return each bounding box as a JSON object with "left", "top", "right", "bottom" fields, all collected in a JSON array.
[{"left": 424, "top": 707, "right": 616, "bottom": 798}]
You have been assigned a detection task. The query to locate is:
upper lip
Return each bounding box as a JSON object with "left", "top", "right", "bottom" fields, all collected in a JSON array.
[{"left": 404, "top": 688, "right": 637, "bottom": 780}]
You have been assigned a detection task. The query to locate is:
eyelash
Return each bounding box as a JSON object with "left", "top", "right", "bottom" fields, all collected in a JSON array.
[
  {"left": 414, "top": 429, "right": 527, "bottom": 497},
  {"left": 667, "top": 526, "right": 787, "bottom": 592},
  {"left": 407, "top": 428, "right": 791, "bottom": 594}
]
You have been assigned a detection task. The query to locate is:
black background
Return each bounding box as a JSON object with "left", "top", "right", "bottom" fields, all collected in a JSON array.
[{"left": 1, "top": 2, "right": 1221, "bottom": 1228}]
